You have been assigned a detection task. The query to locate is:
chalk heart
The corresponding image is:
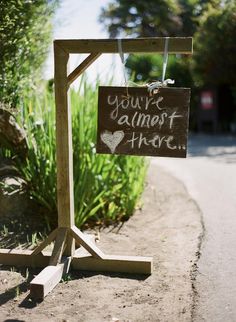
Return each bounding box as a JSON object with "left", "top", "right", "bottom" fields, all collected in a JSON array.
[{"left": 101, "top": 130, "right": 124, "bottom": 153}]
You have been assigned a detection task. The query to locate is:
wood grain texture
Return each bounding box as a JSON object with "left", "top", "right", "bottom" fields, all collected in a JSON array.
[
  {"left": 72, "top": 254, "right": 153, "bottom": 275},
  {"left": 54, "top": 43, "right": 75, "bottom": 256},
  {"left": 0, "top": 249, "right": 51, "bottom": 268},
  {"left": 30, "top": 265, "right": 64, "bottom": 300},
  {"left": 70, "top": 226, "right": 105, "bottom": 259},
  {"left": 30, "top": 257, "right": 71, "bottom": 300},
  {"left": 31, "top": 228, "right": 58, "bottom": 256},
  {"left": 97, "top": 86, "right": 190, "bottom": 158},
  {"left": 0, "top": 249, "right": 152, "bottom": 274},
  {"left": 54, "top": 37, "right": 192, "bottom": 54},
  {"left": 49, "top": 228, "right": 67, "bottom": 266}
]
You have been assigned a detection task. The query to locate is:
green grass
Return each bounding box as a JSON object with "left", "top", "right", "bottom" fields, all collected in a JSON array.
[{"left": 3, "top": 79, "right": 147, "bottom": 228}]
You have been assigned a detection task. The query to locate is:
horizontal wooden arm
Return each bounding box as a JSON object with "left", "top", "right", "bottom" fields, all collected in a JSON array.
[{"left": 54, "top": 37, "right": 193, "bottom": 54}]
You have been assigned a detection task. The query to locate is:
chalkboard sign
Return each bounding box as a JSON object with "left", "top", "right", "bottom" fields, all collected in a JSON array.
[{"left": 97, "top": 86, "right": 190, "bottom": 158}]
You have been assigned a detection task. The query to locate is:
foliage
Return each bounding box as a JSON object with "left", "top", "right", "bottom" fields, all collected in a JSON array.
[
  {"left": 16, "top": 90, "right": 57, "bottom": 216},
  {"left": 4, "top": 81, "right": 147, "bottom": 228},
  {"left": 192, "top": 1, "right": 236, "bottom": 88},
  {"left": 99, "top": 0, "right": 181, "bottom": 37},
  {"left": 178, "top": 0, "right": 220, "bottom": 36},
  {"left": 0, "top": 0, "right": 58, "bottom": 107},
  {"left": 99, "top": 0, "right": 220, "bottom": 38}
]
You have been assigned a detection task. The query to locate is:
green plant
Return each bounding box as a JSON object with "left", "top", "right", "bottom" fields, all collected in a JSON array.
[
  {"left": 27, "top": 232, "right": 41, "bottom": 247},
  {"left": 0, "top": 0, "right": 58, "bottom": 107},
  {"left": 99, "top": 0, "right": 220, "bottom": 38},
  {"left": 2, "top": 225, "right": 9, "bottom": 238},
  {"left": 19, "top": 91, "right": 57, "bottom": 216},
  {"left": 99, "top": 0, "right": 181, "bottom": 37},
  {"left": 61, "top": 273, "right": 72, "bottom": 283},
  {"left": 193, "top": 0, "right": 236, "bottom": 87},
  {"left": 10, "top": 80, "right": 147, "bottom": 228}
]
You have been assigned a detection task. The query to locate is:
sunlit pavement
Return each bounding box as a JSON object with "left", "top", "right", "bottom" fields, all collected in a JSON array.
[{"left": 152, "top": 133, "right": 236, "bottom": 322}]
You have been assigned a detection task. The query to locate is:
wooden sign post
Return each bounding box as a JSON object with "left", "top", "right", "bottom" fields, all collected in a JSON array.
[{"left": 0, "top": 38, "right": 193, "bottom": 300}]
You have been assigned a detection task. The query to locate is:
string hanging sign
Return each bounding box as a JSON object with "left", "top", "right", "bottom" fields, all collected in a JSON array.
[{"left": 96, "top": 39, "right": 191, "bottom": 158}]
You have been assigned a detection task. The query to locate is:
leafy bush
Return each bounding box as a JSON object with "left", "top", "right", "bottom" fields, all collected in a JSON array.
[
  {"left": 12, "top": 80, "right": 147, "bottom": 228},
  {"left": 0, "top": 0, "right": 57, "bottom": 107},
  {"left": 193, "top": 1, "right": 236, "bottom": 87}
]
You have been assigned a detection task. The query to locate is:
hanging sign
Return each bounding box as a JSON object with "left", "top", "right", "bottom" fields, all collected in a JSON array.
[{"left": 97, "top": 86, "right": 190, "bottom": 158}]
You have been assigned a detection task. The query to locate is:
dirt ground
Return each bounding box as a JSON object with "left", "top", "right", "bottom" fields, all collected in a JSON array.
[{"left": 0, "top": 164, "right": 202, "bottom": 322}]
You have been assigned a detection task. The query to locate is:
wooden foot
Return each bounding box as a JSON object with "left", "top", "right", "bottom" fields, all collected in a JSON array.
[
  {"left": 30, "top": 256, "right": 71, "bottom": 300},
  {"left": 70, "top": 225, "right": 104, "bottom": 259}
]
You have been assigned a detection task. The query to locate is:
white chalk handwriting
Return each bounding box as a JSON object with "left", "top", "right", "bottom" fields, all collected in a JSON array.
[
  {"left": 100, "top": 90, "right": 187, "bottom": 154},
  {"left": 127, "top": 132, "right": 186, "bottom": 150}
]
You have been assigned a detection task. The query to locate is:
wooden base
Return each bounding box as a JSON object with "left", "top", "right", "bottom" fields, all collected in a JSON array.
[
  {"left": 0, "top": 249, "right": 152, "bottom": 274},
  {"left": 0, "top": 227, "right": 153, "bottom": 300},
  {"left": 30, "top": 257, "right": 71, "bottom": 299}
]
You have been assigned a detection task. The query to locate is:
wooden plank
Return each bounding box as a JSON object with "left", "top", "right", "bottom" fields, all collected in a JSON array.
[
  {"left": 30, "top": 257, "right": 71, "bottom": 300},
  {"left": 72, "top": 254, "right": 153, "bottom": 275},
  {"left": 97, "top": 86, "right": 190, "bottom": 158},
  {"left": 54, "top": 37, "right": 193, "bottom": 54},
  {"left": 49, "top": 228, "right": 67, "bottom": 266},
  {"left": 70, "top": 226, "right": 105, "bottom": 259},
  {"left": 54, "top": 42, "right": 74, "bottom": 228},
  {"left": 31, "top": 228, "right": 58, "bottom": 256},
  {"left": 75, "top": 233, "right": 97, "bottom": 249},
  {"left": 0, "top": 249, "right": 51, "bottom": 268},
  {"left": 67, "top": 52, "right": 101, "bottom": 86},
  {"left": 54, "top": 42, "right": 75, "bottom": 256},
  {"left": 0, "top": 249, "right": 152, "bottom": 274}
]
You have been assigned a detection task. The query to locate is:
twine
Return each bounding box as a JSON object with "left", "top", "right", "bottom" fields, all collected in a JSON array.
[{"left": 117, "top": 38, "right": 175, "bottom": 96}]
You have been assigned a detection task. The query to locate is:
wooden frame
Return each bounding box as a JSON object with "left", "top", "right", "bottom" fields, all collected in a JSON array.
[{"left": 0, "top": 38, "right": 192, "bottom": 300}]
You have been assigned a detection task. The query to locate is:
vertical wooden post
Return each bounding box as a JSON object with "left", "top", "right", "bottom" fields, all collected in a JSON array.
[{"left": 54, "top": 43, "right": 75, "bottom": 256}]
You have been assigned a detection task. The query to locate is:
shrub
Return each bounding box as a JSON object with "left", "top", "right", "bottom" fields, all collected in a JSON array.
[
  {"left": 12, "top": 80, "right": 147, "bottom": 228},
  {"left": 0, "top": 0, "right": 57, "bottom": 107}
]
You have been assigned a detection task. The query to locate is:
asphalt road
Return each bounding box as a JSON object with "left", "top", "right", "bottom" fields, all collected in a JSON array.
[{"left": 152, "top": 134, "right": 236, "bottom": 322}]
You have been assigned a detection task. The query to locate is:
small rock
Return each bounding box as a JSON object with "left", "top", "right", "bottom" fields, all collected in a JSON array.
[{"left": 0, "top": 108, "right": 27, "bottom": 155}]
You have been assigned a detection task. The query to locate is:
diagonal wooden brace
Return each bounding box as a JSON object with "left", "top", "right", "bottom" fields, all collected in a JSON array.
[
  {"left": 67, "top": 52, "right": 101, "bottom": 86},
  {"left": 70, "top": 225, "right": 105, "bottom": 259},
  {"left": 49, "top": 227, "right": 68, "bottom": 266},
  {"left": 31, "top": 228, "right": 58, "bottom": 256}
]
